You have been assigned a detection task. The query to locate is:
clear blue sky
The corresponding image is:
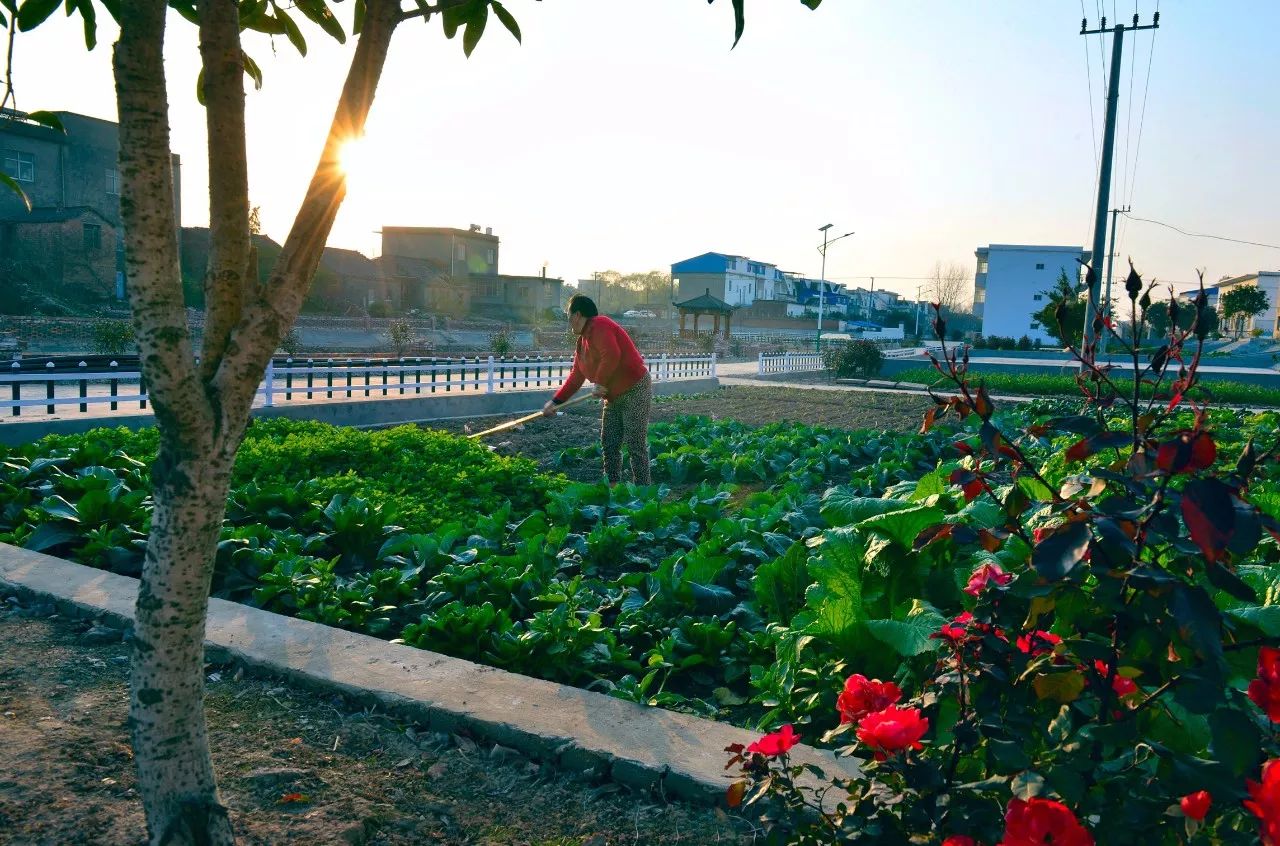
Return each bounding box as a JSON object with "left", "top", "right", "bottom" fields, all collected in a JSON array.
[{"left": 11, "top": 0, "right": 1280, "bottom": 300}]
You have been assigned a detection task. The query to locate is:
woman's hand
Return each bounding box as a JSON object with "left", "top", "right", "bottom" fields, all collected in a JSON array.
[
  {"left": 591, "top": 384, "right": 608, "bottom": 398},
  {"left": 542, "top": 400, "right": 558, "bottom": 418}
]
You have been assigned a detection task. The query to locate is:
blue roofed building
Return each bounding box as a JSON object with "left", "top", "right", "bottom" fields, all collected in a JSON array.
[{"left": 670, "top": 251, "right": 848, "bottom": 319}]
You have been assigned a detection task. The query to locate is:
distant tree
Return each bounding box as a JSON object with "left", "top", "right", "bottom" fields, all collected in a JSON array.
[
  {"left": 927, "top": 260, "right": 971, "bottom": 314},
  {"left": 1146, "top": 295, "right": 1218, "bottom": 340},
  {"left": 1220, "top": 285, "right": 1269, "bottom": 338},
  {"left": 248, "top": 204, "right": 262, "bottom": 236},
  {"left": 1032, "top": 269, "right": 1086, "bottom": 348}
]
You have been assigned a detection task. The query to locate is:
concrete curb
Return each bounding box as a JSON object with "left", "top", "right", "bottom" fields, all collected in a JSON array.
[{"left": 0, "top": 543, "right": 860, "bottom": 806}]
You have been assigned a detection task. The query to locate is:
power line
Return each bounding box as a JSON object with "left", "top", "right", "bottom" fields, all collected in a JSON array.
[
  {"left": 1121, "top": 212, "right": 1280, "bottom": 251},
  {"left": 1119, "top": 0, "right": 1159, "bottom": 254},
  {"left": 1079, "top": 0, "right": 1101, "bottom": 173}
]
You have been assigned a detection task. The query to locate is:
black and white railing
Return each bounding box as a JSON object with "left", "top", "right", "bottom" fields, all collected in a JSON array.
[{"left": 0, "top": 353, "right": 717, "bottom": 419}]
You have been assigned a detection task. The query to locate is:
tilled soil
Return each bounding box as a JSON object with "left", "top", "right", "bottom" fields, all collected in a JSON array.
[
  {"left": 428, "top": 385, "right": 932, "bottom": 482},
  {"left": 0, "top": 603, "right": 754, "bottom": 846}
]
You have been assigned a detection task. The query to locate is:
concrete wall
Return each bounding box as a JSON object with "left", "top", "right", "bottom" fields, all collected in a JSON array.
[
  {"left": 0, "top": 378, "right": 720, "bottom": 446},
  {"left": 978, "top": 245, "right": 1086, "bottom": 344},
  {"left": 382, "top": 229, "right": 499, "bottom": 278}
]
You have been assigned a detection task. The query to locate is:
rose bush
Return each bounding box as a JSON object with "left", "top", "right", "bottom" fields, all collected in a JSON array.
[{"left": 727, "top": 267, "right": 1280, "bottom": 844}]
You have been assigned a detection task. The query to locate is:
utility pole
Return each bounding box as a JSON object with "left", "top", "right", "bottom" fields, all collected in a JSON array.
[
  {"left": 1097, "top": 204, "right": 1132, "bottom": 356},
  {"left": 1080, "top": 12, "right": 1159, "bottom": 360}
]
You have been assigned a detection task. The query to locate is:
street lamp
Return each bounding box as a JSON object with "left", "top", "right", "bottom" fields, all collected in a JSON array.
[
  {"left": 914, "top": 283, "right": 927, "bottom": 340},
  {"left": 816, "top": 224, "right": 855, "bottom": 352}
]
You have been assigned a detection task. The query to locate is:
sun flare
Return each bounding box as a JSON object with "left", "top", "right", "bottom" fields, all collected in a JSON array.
[{"left": 337, "top": 136, "right": 373, "bottom": 185}]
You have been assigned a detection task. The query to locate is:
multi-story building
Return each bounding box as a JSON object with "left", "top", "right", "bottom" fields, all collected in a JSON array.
[
  {"left": 973, "top": 244, "right": 1090, "bottom": 343},
  {"left": 671, "top": 251, "right": 846, "bottom": 319},
  {"left": 1214, "top": 272, "right": 1280, "bottom": 336},
  {"left": 0, "top": 108, "right": 181, "bottom": 304},
  {"left": 381, "top": 224, "right": 561, "bottom": 320}
]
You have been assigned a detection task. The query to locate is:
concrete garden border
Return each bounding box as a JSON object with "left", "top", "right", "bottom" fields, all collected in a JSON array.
[{"left": 0, "top": 542, "right": 859, "bottom": 806}]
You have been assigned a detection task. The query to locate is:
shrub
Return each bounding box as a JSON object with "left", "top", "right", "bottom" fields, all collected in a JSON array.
[
  {"left": 1016, "top": 334, "right": 1032, "bottom": 351},
  {"left": 489, "top": 328, "right": 513, "bottom": 356},
  {"left": 729, "top": 270, "right": 1278, "bottom": 844},
  {"left": 278, "top": 328, "right": 302, "bottom": 357},
  {"left": 387, "top": 319, "right": 413, "bottom": 357},
  {"left": 695, "top": 332, "right": 717, "bottom": 354},
  {"left": 368, "top": 300, "right": 394, "bottom": 318},
  {"left": 91, "top": 320, "right": 135, "bottom": 356},
  {"left": 822, "top": 339, "right": 884, "bottom": 378},
  {"left": 1252, "top": 328, "right": 1265, "bottom": 338}
]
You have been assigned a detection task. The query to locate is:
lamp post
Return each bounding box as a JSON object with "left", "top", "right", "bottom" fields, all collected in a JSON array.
[
  {"left": 815, "top": 224, "right": 855, "bottom": 352},
  {"left": 914, "top": 283, "right": 927, "bottom": 339}
]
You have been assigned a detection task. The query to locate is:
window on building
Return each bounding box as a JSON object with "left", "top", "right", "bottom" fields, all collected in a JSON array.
[
  {"left": 83, "top": 223, "right": 102, "bottom": 250},
  {"left": 486, "top": 248, "right": 495, "bottom": 264},
  {"left": 455, "top": 242, "right": 466, "bottom": 260},
  {"left": 105, "top": 168, "right": 120, "bottom": 196},
  {"left": 1036, "top": 263, "right": 1045, "bottom": 270},
  {"left": 2, "top": 150, "right": 34, "bottom": 183},
  {"left": 977, "top": 260, "right": 989, "bottom": 274}
]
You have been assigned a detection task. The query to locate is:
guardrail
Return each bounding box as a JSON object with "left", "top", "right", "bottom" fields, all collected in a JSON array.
[
  {"left": 758, "top": 345, "right": 954, "bottom": 374},
  {"left": 0, "top": 353, "right": 717, "bottom": 419}
]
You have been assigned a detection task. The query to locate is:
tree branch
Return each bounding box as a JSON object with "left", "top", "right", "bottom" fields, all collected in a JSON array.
[
  {"left": 196, "top": 0, "right": 252, "bottom": 391},
  {"left": 212, "top": 0, "right": 401, "bottom": 424},
  {"left": 113, "top": 0, "right": 210, "bottom": 447},
  {"left": 399, "top": 0, "right": 474, "bottom": 23}
]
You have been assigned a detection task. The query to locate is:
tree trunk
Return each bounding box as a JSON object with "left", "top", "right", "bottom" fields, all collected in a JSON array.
[
  {"left": 130, "top": 448, "right": 237, "bottom": 846},
  {"left": 114, "top": 1, "right": 235, "bottom": 842},
  {"left": 111, "top": 0, "right": 401, "bottom": 841}
]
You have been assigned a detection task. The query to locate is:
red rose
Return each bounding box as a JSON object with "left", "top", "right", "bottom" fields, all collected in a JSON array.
[
  {"left": 1249, "top": 647, "right": 1280, "bottom": 722},
  {"left": 836, "top": 674, "right": 902, "bottom": 724},
  {"left": 855, "top": 705, "right": 929, "bottom": 760},
  {"left": 1246, "top": 759, "right": 1280, "bottom": 846},
  {"left": 998, "top": 797, "right": 1094, "bottom": 846},
  {"left": 943, "top": 837, "right": 978, "bottom": 846},
  {"left": 746, "top": 724, "right": 800, "bottom": 758},
  {"left": 1093, "top": 659, "right": 1139, "bottom": 700},
  {"left": 1180, "top": 790, "right": 1211, "bottom": 821},
  {"left": 964, "top": 562, "right": 1013, "bottom": 596},
  {"left": 1016, "top": 630, "right": 1062, "bottom": 657},
  {"left": 932, "top": 611, "right": 975, "bottom": 645}
]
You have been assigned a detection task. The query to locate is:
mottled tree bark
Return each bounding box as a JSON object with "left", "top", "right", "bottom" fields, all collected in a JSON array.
[{"left": 111, "top": 0, "right": 400, "bottom": 842}]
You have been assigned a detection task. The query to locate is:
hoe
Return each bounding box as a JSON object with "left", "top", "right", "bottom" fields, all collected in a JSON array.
[{"left": 465, "top": 392, "right": 594, "bottom": 440}]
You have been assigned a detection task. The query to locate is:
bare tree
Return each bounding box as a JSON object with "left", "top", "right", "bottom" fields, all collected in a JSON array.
[{"left": 927, "top": 260, "right": 971, "bottom": 314}]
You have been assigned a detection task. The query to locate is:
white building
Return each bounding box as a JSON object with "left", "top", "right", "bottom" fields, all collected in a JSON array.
[
  {"left": 1215, "top": 272, "right": 1280, "bottom": 336},
  {"left": 973, "top": 244, "right": 1090, "bottom": 344}
]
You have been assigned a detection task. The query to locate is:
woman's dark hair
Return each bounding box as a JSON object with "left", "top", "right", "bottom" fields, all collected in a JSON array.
[{"left": 567, "top": 294, "right": 599, "bottom": 318}]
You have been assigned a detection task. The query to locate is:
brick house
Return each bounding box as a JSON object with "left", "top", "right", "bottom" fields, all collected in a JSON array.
[{"left": 0, "top": 108, "right": 181, "bottom": 306}]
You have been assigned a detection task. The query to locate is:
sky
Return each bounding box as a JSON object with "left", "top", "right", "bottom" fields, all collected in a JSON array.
[{"left": 9, "top": 0, "right": 1280, "bottom": 302}]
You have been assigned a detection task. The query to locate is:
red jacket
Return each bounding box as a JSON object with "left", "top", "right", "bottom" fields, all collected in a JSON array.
[{"left": 553, "top": 315, "right": 649, "bottom": 403}]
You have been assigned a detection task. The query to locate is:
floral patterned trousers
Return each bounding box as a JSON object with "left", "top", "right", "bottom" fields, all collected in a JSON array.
[{"left": 600, "top": 373, "right": 652, "bottom": 485}]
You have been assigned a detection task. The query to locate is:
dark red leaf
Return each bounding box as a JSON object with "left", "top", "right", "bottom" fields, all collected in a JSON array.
[
  {"left": 1065, "top": 430, "right": 1130, "bottom": 463},
  {"left": 913, "top": 523, "right": 954, "bottom": 550},
  {"left": 1180, "top": 478, "right": 1235, "bottom": 562},
  {"left": 1032, "top": 521, "right": 1091, "bottom": 581},
  {"left": 1156, "top": 431, "right": 1216, "bottom": 474}
]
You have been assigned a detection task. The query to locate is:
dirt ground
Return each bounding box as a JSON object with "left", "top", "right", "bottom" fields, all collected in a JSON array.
[
  {"left": 0, "top": 602, "right": 756, "bottom": 846},
  {"left": 429, "top": 385, "right": 932, "bottom": 482}
]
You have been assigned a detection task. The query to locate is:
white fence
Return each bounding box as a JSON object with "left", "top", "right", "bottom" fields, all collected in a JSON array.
[
  {"left": 0, "top": 353, "right": 717, "bottom": 419},
  {"left": 758, "top": 345, "right": 952, "bottom": 374},
  {"left": 757, "top": 352, "right": 825, "bottom": 375}
]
